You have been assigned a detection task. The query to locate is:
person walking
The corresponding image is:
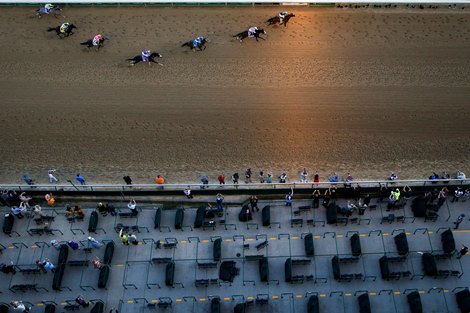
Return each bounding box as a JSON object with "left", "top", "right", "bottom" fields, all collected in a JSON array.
[
  {"left": 457, "top": 245, "right": 468, "bottom": 259},
  {"left": 48, "top": 169, "right": 59, "bottom": 182},
  {"left": 119, "top": 228, "right": 129, "bottom": 245},
  {"left": 128, "top": 199, "right": 138, "bottom": 215},
  {"left": 184, "top": 187, "right": 194, "bottom": 199},
  {"left": 129, "top": 233, "right": 138, "bottom": 245},
  {"left": 454, "top": 214, "right": 465, "bottom": 229},
  {"left": 76, "top": 174, "right": 86, "bottom": 185},
  {"left": 215, "top": 193, "right": 224, "bottom": 212},
  {"left": 285, "top": 188, "right": 294, "bottom": 206},
  {"left": 250, "top": 195, "right": 259, "bottom": 212}
]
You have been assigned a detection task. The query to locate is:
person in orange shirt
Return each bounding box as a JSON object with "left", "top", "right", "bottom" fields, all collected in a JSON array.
[{"left": 155, "top": 175, "right": 164, "bottom": 184}]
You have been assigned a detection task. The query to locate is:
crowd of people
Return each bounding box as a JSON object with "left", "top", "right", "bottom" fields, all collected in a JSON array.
[{"left": 17, "top": 168, "right": 468, "bottom": 187}]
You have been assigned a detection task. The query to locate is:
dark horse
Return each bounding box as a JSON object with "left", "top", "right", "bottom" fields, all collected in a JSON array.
[
  {"left": 47, "top": 24, "right": 77, "bottom": 38},
  {"left": 234, "top": 28, "right": 266, "bottom": 42},
  {"left": 181, "top": 38, "right": 208, "bottom": 51},
  {"left": 266, "top": 13, "right": 295, "bottom": 27},
  {"left": 80, "top": 36, "right": 109, "bottom": 51},
  {"left": 36, "top": 6, "right": 62, "bottom": 18},
  {"left": 126, "top": 52, "right": 163, "bottom": 66}
]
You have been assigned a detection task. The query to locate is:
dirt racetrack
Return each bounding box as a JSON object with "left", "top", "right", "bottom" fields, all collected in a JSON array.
[{"left": 0, "top": 6, "right": 469, "bottom": 184}]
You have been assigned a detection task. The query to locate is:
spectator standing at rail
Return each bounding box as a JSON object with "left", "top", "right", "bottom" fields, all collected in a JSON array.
[
  {"left": 123, "top": 175, "right": 132, "bottom": 185},
  {"left": 75, "top": 174, "right": 86, "bottom": 185},
  {"left": 300, "top": 168, "right": 308, "bottom": 183},
  {"left": 266, "top": 173, "right": 273, "bottom": 184},
  {"left": 258, "top": 171, "right": 265, "bottom": 183},
  {"left": 155, "top": 175, "right": 164, "bottom": 185},
  {"left": 245, "top": 168, "right": 252, "bottom": 184},
  {"left": 217, "top": 174, "right": 225, "bottom": 185},
  {"left": 232, "top": 173, "right": 239, "bottom": 184},
  {"left": 48, "top": 169, "right": 59, "bottom": 183},
  {"left": 200, "top": 175, "right": 209, "bottom": 189},
  {"left": 279, "top": 173, "right": 287, "bottom": 183}
]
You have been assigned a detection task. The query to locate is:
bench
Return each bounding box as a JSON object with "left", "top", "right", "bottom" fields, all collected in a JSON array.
[
  {"left": 336, "top": 217, "right": 348, "bottom": 225},
  {"left": 291, "top": 219, "right": 303, "bottom": 227},
  {"left": 291, "top": 275, "right": 304, "bottom": 283},
  {"left": 64, "top": 305, "right": 80, "bottom": 311},
  {"left": 203, "top": 221, "right": 216, "bottom": 230},
  {"left": 210, "top": 278, "right": 219, "bottom": 285},
  {"left": 67, "top": 260, "right": 89, "bottom": 267},
  {"left": 292, "top": 259, "right": 311, "bottom": 265},
  {"left": 195, "top": 279, "right": 209, "bottom": 287},
  {"left": 245, "top": 255, "right": 264, "bottom": 261},
  {"left": 115, "top": 224, "right": 139, "bottom": 233},
  {"left": 435, "top": 253, "right": 452, "bottom": 260},
  {"left": 163, "top": 242, "right": 177, "bottom": 249},
  {"left": 152, "top": 258, "right": 172, "bottom": 264},
  {"left": 34, "top": 215, "right": 55, "bottom": 224},
  {"left": 198, "top": 262, "right": 218, "bottom": 268},
  {"left": 339, "top": 257, "right": 359, "bottom": 263},
  {"left": 256, "top": 241, "right": 268, "bottom": 251},
  {"left": 256, "top": 297, "right": 269, "bottom": 305},
  {"left": 19, "top": 268, "right": 41, "bottom": 274},
  {"left": 119, "top": 212, "right": 137, "bottom": 218},
  {"left": 387, "top": 256, "right": 407, "bottom": 262},
  {"left": 299, "top": 206, "right": 312, "bottom": 212},
  {"left": 10, "top": 284, "right": 37, "bottom": 292},
  {"left": 28, "top": 228, "right": 46, "bottom": 235}
]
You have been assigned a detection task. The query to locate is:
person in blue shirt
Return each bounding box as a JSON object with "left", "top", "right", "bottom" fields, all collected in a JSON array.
[{"left": 76, "top": 174, "right": 86, "bottom": 185}]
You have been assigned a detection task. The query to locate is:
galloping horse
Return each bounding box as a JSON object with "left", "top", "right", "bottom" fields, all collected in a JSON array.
[
  {"left": 234, "top": 28, "right": 267, "bottom": 42},
  {"left": 181, "top": 37, "right": 208, "bottom": 51},
  {"left": 127, "top": 52, "right": 163, "bottom": 66},
  {"left": 36, "top": 5, "right": 62, "bottom": 18},
  {"left": 47, "top": 23, "right": 77, "bottom": 38},
  {"left": 266, "top": 13, "right": 295, "bottom": 27},
  {"left": 80, "top": 35, "right": 109, "bottom": 51}
]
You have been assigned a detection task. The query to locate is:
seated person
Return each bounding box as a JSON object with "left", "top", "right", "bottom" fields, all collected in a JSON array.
[
  {"left": 97, "top": 202, "right": 107, "bottom": 215},
  {"left": 74, "top": 206, "right": 85, "bottom": 219},
  {"left": 45, "top": 193, "right": 55, "bottom": 206},
  {"left": 65, "top": 205, "right": 75, "bottom": 221},
  {"left": 106, "top": 203, "right": 116, "bottom": 216}
]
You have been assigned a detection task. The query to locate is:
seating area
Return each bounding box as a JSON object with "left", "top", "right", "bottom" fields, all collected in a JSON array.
[{"left": 0, "top": 188, "right": 469, "bottom": 313}]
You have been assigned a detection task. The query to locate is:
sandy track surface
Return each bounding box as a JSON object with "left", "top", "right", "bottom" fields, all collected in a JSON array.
[{"left": 0, "top": 7, "right": 469, "bottom": 184}]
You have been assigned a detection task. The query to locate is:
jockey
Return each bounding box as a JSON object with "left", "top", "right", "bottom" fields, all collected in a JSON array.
[
  {"left": 141, "top": 50, "right": 151, "bottom": 62},
  {"left": 44, "top": 3, "right": 54, "bottom": 13},
  {"left": 60, "top": 22, "right": 70, "bottom": 33},
  {"left": 279, "top": 11, "right": 288, "bottom": 23},
  {"left": 248, "top": 26, "right": 258, "bottom": 37},
  {"left": 192, "top": 36, "right": 204, "bottom": 47},
  {"left": 92, "top": 34, "right": 103, "bottom": 46}
]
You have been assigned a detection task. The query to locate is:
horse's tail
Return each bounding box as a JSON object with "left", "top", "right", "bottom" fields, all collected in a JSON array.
[
  {"left": 80, "top": 41, "right": 88, "bottom": 45},
  {"left": 47, "top": 27, "right": 56, "bottom": 32},
  {"left": 181, "top": 42, "right": 190, "bottom": 47}
]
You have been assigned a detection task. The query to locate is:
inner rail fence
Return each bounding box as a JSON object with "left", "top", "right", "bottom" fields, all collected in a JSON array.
[{"left": 0, "top": 178, "right": 468, "bottom": 193}]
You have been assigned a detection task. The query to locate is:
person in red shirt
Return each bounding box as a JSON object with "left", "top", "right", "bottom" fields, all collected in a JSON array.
[
  {"left": 155, "top": 175, "right": 164, "bottom": 184},
  {"left": 218, "top": 174, "right": 225, "bottom": 185}
]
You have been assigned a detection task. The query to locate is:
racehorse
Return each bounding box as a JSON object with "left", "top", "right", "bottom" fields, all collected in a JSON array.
[
  {"left": 266, "top": 13, "right": 295, "bottom": 27},
  {"left": 234, "top": 28, "right": 266, "bottom": 42},
  {"left": 36, "top": 6, "right": 62, "bottom": 18},
  {"left": 47, "top": 24, "right": 77, "bottom": 39},
  {"left": 80, "top": 36, "right": 109, "bottom": 51},
  {"left": 181, "top": 37, "right": 208, "bottom": 51},
  {"left": 126, "top": 52, "right": 163, "bottom": 66}
]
